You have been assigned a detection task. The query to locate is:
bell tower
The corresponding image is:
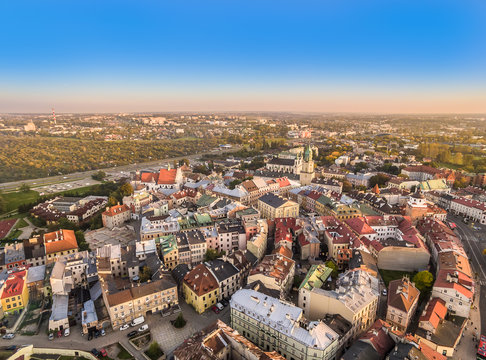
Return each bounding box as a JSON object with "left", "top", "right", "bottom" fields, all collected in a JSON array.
[{"left": 300, "top": 144, "right": 315, "bottom": 185}]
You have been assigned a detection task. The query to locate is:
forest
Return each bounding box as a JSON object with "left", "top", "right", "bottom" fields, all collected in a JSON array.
[{"left": 0, "top": 135, "right": 222, "bottom": 183}]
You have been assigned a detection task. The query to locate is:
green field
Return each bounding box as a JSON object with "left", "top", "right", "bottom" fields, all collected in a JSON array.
[
  {"left": 2, "top": 190, "right": 40, "bottom": 213},
  {"left": 379, "top": 269, "right": 417, "bottom": 287}
]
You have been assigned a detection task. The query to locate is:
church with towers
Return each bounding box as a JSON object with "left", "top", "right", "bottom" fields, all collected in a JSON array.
[{"left": 299, "top": 144, "right": 315, "bottom": 185}]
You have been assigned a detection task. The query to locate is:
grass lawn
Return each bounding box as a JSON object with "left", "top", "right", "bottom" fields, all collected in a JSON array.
[
  {"left": 2, "top": 190, "right": 39, "bottom": 213},
  {"left": 57, "top": 184, "right": 100, "bottom": 197},
  {"left": 15, "top": 217, "right": 29, "bottom": 228},
  {"left": 0, "top": 350, "right": 15, "bottom": 360},
  {"left": 379, "top": 269, "right": 417, "bottom": 287},
  {"left": 117, "top": 344, "right": 134, "bottom": 360}
]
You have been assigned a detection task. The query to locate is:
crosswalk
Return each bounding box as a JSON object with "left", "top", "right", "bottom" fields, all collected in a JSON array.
[{"left": 478, "top": 280, "right": 486, "bottom": 286}]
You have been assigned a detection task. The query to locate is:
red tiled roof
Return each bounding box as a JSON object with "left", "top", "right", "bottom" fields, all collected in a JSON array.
[
  {"left": 419, "top": 298, "right": 447, "bottom": 331},
  {"left": 434, "top": 269, "right": 474, "bottom": 299},
  {"left": 275, "top": 177, "right": 291, "bottom": 188},
  {"left": 44, "top": 229, "right": 78, "bottom": 255},
  {"left": 140, "top": 172, "right": 158, "bottom": 183},
  {"left": 1, "top": 270, "right": 26, "bottom": 299},
  {"left": 183, "top": 264, "right": 218, "bottom": 296},
  {"left": 158, "top": 168, "right": 178, "bottom": 184},
  {"left": 345, "top": 217, "right": 376, "bottom": 236},
  {"left": 102, "top": 204, "right": 129, "bottom": 217}
]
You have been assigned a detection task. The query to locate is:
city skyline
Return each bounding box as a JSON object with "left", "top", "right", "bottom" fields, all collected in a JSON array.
[{"left": 1, "top": 0, "right": 486, "bottom": 113}]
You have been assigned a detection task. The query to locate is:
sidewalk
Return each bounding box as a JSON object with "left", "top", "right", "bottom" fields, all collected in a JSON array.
[{"left": 454, "top": 284, "right": 482, "bottom": 360}]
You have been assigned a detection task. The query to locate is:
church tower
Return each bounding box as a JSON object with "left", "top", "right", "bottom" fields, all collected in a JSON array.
[{"left": 300, "top": 144, "right": 315, "bottom": 185}]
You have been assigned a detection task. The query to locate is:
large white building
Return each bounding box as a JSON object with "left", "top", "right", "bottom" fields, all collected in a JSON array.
[
  {"left": 450, "top": 197, "right": 486, "bottom": 224},
  {"left": 298, "top": 269, "right": 379, "bottom": 340},
  {"left": 231, "top": 289, "right": 340, "bottom": 360}
]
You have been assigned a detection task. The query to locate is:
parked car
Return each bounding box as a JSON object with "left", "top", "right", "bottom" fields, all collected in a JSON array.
[
  {"left": 100, "top": 329, "right": 106, "bottom": 336},
  {"left": 119, "top": 324, "right": 129, "bottom": 331},
  {"left": 5, "top": 345, "right": 17, "bottom": 351},
  {"left": 127, "top": 330, "right": 138, "bottom": 338},
  {"left": 221, "top": 298, "right": 229, "bottom": 307},
  {"left": 138, "top": 324, "right": 149, "bottom": 332},
  {"left": 48, "top": 333, "right": 54, "bottom": 341},
  {"left": 2, "top": 334, "right": 15, "bottom": 340},
  {"left": 216, "top": 302, "right": 224, "bottom": 311},
  {"left": 94, "top": 330, "right": 101, "bottom": 338},
  {"left": 91, "top": 349, "right": 100, "bottom": 357},
  {"left": 99, "top": 349, "right": 107, "bottom": 357},
  {"left": 382, "top": 289, "right": 388, "bottom": 296},
  {"left": 211, "top": 305, "right": 220, "bottom": 314},
  {"left": 64, "top": 328, "right": 70, "bottom": 336}
]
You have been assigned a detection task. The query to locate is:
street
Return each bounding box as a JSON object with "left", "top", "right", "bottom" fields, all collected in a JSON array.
[
  {"left": 448, "top": 213, "right": 486, "bottom": 337},
  {"left": 1, "top": 298, "right": 230, "bottom": 360},
  {"left": 0, "top": 146, "right": 240, "bottom": 192}
]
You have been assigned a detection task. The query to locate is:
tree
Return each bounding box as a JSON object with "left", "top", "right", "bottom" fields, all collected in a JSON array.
[
  {"left": 139, "top": 266, "right": 153, "bottom": 283},
  {"left": 325, "top": 260, "right": 339, "bottom": 278},
  {"left": 119, "top": 183, "right": 133, "bottom": 196},
  {"left": 75, "top": 230, "right": 89, "bottom": 251},
  {"left": 145, "top": 342, "right": 164, "bottom": 360},
  {"left": 204, "top": 248, "right": 222, "bottom": 261},
  {"left": 173, "top": 313, "right": 187, "bottom": 328},
  {"left": 108, "top": 196, "right": 118, "bottom": 206},
  {"left": 413, "top": 271, "right": 434, "bottom": 294},
  {"left": 369, "top": 174, "right": 391, "bottom": 188},
  {"left": 342, "top": 180, "right": 352, "bottom": 193},
  {"left": 20, "top": 183, "right": 30, "bottom": 192},
  {"left": 91, "top": 170, "right": 106, "bottom": 181}
]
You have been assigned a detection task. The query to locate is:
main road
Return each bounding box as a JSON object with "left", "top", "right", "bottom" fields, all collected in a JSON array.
[
  {"left": 448, "top": 213, "right": 486, "bottom": 336},
  {"left": 0, "top": 145, "right": 241, "bottom": 192}
]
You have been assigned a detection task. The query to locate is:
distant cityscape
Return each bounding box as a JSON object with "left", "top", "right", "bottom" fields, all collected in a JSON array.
[{"left": 0, "top": 113, "right": 485, "bottom": 360}]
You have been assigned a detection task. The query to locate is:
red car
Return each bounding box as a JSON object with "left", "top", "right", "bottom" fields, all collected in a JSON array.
[
  {"left": 211, "top": 305, "right": 220, "bottom": 314},
  {"left": 99, "top": 349, "right": 107, "bottom": 357}
]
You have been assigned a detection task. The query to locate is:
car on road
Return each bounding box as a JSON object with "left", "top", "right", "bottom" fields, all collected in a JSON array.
[
  {"left": 221, "top": 298, "right": 229, "bottom": 307},
  {"left": 5, "top": 345, "right": 17, "bottom": 351},
  {"left": 127, "top": 330, "right": 138, "bottom": 338},
  {"left": 100, "top": 329, "right": 106, "bottom": 336},
  {"left": 64, "top": 328, "right": 70, "bottom": 336},
  {"left": 212, "top": 305, "right": 220, "bottom": 314},
  {"left": 99, "top": 349, "right": 107, "bottom": 357},
  {"left": 48, "top": 333, "right": 54, "bottom": 341},
  {"left": 94, "top": 330, "right": 101, "bottom": 338},
  {"left": 382, "top": 289, "right": 388, "bottom": 296},
  {"left": 138, "top": 324, "right": 149, "bottom": 332},
  {"left": 91, "top": 349, "right": 100, "bottom": 357},
  {"left": 2, "top": 334, "right": 15, "bottom": 340},
  {"left": 119, "top": 324, "right": 130, "bottom": 331},
  {"left": 216, "top": 302, "right": 224, "bottom": 311}
]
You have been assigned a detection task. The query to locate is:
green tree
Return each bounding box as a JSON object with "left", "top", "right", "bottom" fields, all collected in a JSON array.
[
  {"left": 204, "top": 248, "right": 223, "bottom": 261},
  {"left": 145, "top": 342, "right": 164, "bottom": 360},
  {"left": 325, "top": 260, "right": 339, "bottom": 278},
  {"left": 119, "top": 183, "right": 133, "bottom": 196},
  {"left": 413, "top": 271, "right": 434, "bottom": 294},
  {"left": 139, "top": 266, "right": 153, "bottom": 282},
  {"left": 108, "top": 196, "right": 118, "bottom": 206},
  {"left": 369, "top": 173, "right": 391, "bottom": 188},
  {"left": 91, "top": 170, "right": 106, "bottom": 181},
  {"left": 342, "top": 180, "right": 352, "bottom": 193},
  {"left": 20, "top": 183, "right": 30, "bottom": 192},
  {"left": 173, "top": 312, "right": 186, "bottom": 328}
]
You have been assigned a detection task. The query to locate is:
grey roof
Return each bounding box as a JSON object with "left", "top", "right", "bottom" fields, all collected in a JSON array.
[
  {"left": 387, "top": 343, "right": 427, "bottom": 360},
  {"left": 81, "top": 299, "right": 98, "bottom": 326},
  {"left": 258, "top": 192, "right": 287, "bottom": 208},
  {"left": 268, "top": 157, "right": 296, "bottom": 166},
  {"left": 206, "top": 259, "right": 239, "bottom": 282},
  {"left": 342, "top": 341, "right": 381, "bottom": 360},
  {"left": 244, "top": 251, "right": 258, "bottom": 267},
  {"left": 26, "top": 265, "right": 46, "bottom": 283},
  {"left": 171, "top": 263, "right": 190, "bottom": 285},
  {"left": 50, "top": 294, "right": 69, "bottom": 321},
  {"left": 89, "top": 281, "right": 102, "bottom": 301}
]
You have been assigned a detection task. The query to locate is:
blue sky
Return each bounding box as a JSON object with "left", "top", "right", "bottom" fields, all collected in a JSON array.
[{"left": 1, "top": 0, "right": 485, "bottom": 113}]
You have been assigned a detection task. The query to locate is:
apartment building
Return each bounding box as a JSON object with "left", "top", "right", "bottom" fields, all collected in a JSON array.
[
  {"left": 183, "top": 263, "right": 220, "bottom": 314},
  {"left": 44, "top": 229, "right": 79, "bottom": 264},
  {"left": 247, "top": 253, "right": 295, "bottom": 296},
  {"left": 102, "top": 204, "right": 131, "bottom": 229},
  {"left": 230, "top": 289, "right": 340, "bottom": 360},
  {"left": 386, "top": 277, "right": 420, "bottom": 332},
  {"left": 257, "top": 193, "right": 299, "bottom": 220}
]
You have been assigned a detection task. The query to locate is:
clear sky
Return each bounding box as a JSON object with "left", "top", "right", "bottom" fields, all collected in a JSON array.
[{"left": 1, "top": 0, "right": 485, "bottom": 113}]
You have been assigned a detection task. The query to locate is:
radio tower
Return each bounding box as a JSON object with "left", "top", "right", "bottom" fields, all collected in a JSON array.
[{"left": 52, "top": 107, "right": 56, "bottom": 125}]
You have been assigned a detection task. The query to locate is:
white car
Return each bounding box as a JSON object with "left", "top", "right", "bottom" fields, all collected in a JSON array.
[
  {"left": 216, "top": 302, "right": 224, "bottom": 311},
  {"left": 64, "top": 328, "right": 70, "bottom": 336},
  {"left": 138, "top": 324, "right": 149, "bottom": 332},
  {"left": 119, "top": 324, "right": 130, "bottom": 331},
  {"left": 2, "top": 333, "right": 15, "bottom": 339}
]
